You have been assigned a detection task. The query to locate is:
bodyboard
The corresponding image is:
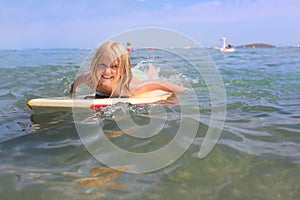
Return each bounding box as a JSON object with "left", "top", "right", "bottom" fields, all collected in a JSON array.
[{"left": 27, "top": 90, "right": 172, "bottom": 111}]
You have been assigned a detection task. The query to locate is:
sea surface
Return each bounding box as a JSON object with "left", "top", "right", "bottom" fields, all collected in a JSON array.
[{"left": 0, "top": 47, "right": 299, "bottom": 200}]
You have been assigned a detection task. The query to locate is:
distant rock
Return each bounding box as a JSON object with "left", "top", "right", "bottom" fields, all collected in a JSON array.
[{"left": 235, "top": 43, "right": 276, "bottom": 48}]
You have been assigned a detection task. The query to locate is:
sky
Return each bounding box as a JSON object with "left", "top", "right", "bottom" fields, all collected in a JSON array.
[{"left": 0, "top": 0, "right": 300, "bottom": 49}]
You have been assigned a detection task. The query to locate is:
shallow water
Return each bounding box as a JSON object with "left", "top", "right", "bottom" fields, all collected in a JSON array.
[{"left": 0, "top": 47, "right": 300, "bottom": 199}]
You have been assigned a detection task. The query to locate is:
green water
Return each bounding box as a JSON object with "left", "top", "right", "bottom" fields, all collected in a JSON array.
[{"left": 0, "top": 47, "right": 299, "bottom": 199}]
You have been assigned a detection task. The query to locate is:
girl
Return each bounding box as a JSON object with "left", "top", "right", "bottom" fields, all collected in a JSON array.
[{"left": 70, "top": 41, "right": 185, "bottom": 98}]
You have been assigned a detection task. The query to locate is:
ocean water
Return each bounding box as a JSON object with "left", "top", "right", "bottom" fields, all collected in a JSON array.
[{"left": 0, "top": 47, "right": 300, "bottom": 199}]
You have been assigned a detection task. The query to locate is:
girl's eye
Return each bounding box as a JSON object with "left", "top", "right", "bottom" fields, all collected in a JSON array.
[
  {"left": 111, "top": 65, "right": 118, "bottom": 69},
  {"left": 98, "top": 64, "right": 106, "bottom": 69}
]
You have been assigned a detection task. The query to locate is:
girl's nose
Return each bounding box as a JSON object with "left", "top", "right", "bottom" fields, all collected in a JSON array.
[{"left": 103, "top": 66, "right": 112, "bottom": 73}]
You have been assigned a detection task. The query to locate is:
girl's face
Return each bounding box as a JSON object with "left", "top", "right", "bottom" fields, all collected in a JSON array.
[{"left": 96, "top": 52, "right": 122, "bottom": 87}]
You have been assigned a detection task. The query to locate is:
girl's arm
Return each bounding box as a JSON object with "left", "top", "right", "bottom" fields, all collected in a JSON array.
[
  {"left": 131, "top": 79, "right": 186, "bottom": 96},
  {"left": 70, "top": 71, "right": 91, "bottom": 93}
]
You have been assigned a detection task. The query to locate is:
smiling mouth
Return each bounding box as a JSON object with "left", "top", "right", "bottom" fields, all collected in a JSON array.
[{"left": 101, "top": 75, "right": 113, "bottom": 80}]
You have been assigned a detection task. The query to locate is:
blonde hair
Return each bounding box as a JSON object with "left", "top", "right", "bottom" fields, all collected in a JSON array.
[{"left": 90, "top": 41, "right": 132, "bottom": 97}]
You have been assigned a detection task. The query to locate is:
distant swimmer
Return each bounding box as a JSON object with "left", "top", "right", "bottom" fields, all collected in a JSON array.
[
  {"left": 227, "top": 44, "right": 232, "bottom": 49},
  {"left": 127, "top": 42, "right": 133, "bottom": 53},
  {"left": 220, "top": 36, "right": 236, "bottom": 52}
]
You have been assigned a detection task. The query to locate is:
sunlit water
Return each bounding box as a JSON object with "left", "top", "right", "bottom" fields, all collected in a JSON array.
[{"left": 0, "top": 47, "right": 299, "bottom": 199}]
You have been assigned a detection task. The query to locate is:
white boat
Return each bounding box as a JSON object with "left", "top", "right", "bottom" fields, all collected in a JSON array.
[{"left": 220, "top": 36, "right": 236, "bottom": 52}]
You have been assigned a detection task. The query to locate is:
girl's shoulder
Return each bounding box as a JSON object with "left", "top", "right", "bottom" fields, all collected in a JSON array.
[
  {"left": 82, "top": 71, "right": 91, "bottom": 77},
  {"left": 79, "top": 71, "right": 94, "bottom": 88},
  {"left": 78, "top": 71, "right": 92, "bottom": 81}
]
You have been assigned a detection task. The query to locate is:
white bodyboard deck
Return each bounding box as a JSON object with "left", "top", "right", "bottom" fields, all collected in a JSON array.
[{"left": 27, "top": 90, "right": 172, "bottom": 110}]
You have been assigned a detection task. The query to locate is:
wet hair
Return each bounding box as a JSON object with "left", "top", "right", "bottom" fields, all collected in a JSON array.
[{"left": 90, "top": 41, "right": 132, "bottom": 97}]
